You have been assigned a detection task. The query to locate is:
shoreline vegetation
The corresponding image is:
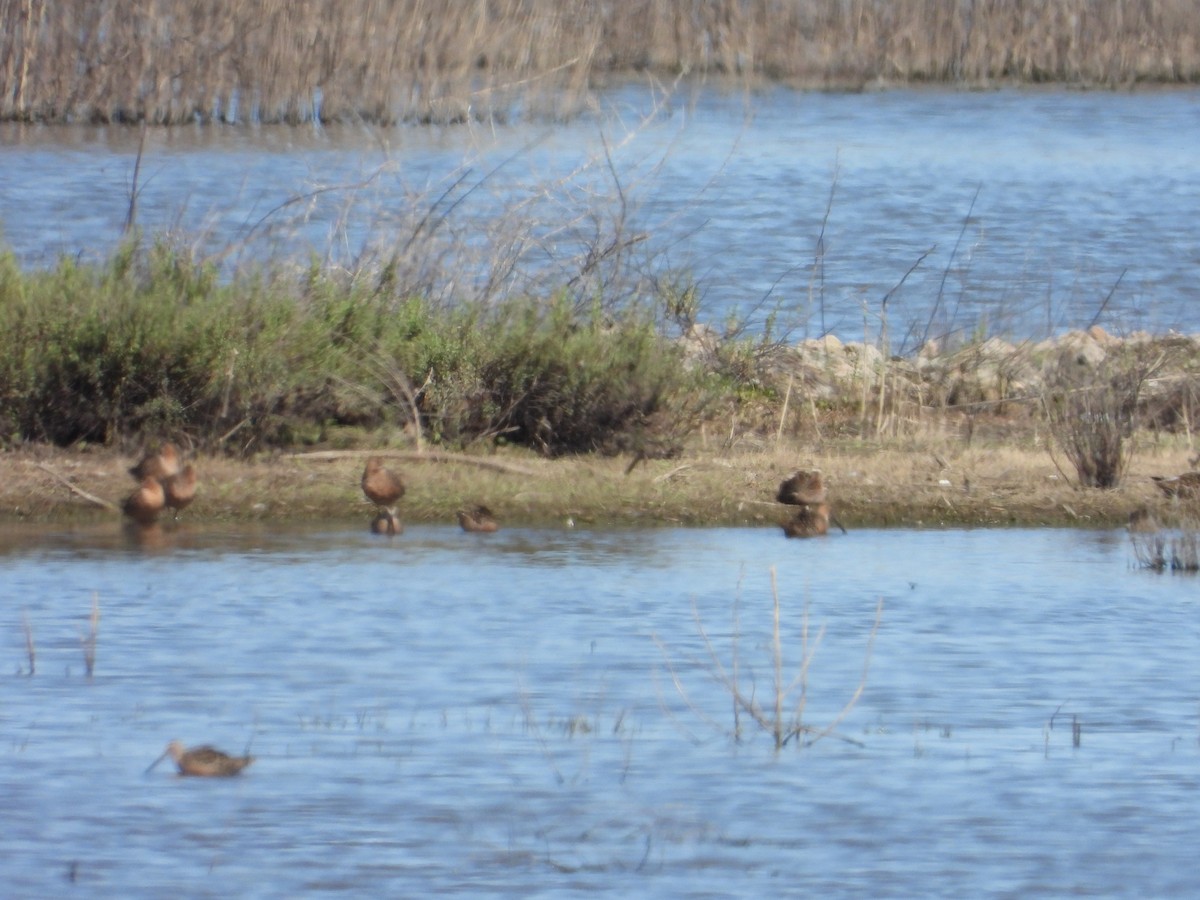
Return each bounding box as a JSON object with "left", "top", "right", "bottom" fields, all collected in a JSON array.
[
  {"left": 1, "top": 239, "right": 1198, "bottom": 530},
  {"left": 3, "top": 3, "right": 1198, "bottom": 530},
  {"left": 3, "top": 1, "right": 1200, "bottom": 126}
]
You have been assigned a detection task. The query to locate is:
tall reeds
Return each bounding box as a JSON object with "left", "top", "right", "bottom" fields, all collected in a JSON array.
[{"left": 3, "top": 1, "right": 1199, "bottom": 125}]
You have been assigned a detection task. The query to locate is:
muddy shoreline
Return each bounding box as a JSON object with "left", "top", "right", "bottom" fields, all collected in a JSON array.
[{"left": 1, "top": 443, "right": 1190, "bottom": 532}]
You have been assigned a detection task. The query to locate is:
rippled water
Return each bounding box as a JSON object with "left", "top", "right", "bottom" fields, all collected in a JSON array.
[
  {"left": 2, "top": 86, "right": 1199, "bottom": 342},
  {"left": 2, "top": 523, "right": 1197, "bottom": 896}
]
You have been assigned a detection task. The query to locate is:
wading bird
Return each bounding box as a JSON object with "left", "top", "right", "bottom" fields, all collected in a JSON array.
[
  {"left": 361, "top": 457, "right": 406, "bottom": 514},
  {"left": 370, "top": 510, "right": 403, "bottom": 535},
  {"left": 457, "top": 505, "right": 499, "bottom": 533},
  {"left": 122, "top": 476, "right": 166, "bottom": 525},
  {"left": 777, "top": 469, "right": 827, "bottom": 506},
  {"left": 129, "top": 442, "right": 181, "bottom": 481},
  {"left": 146, "top": 740, "right": 254, "bottom": 777},
  {"left": 782, "top": 502, "right": 835, "bottom": 538},
  {"left": 162, "top": 464, "right": 197, "bottom": 519}
]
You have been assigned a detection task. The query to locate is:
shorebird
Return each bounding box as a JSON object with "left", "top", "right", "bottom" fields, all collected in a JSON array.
[
  {"left": 146, "top": 740, "right": 254, "bottom": 777},
  {"left": 780, "top": 502, "right": 848, "bottom": 538},
  {"left": 1151, "top": 472, "right": 1200, "bottom": 500},
  {"left": 456, "top": 505, "right": 499, "bottom": 533},
  {"left": 361, "top": 457, "right": 405, "bottom": 514},
  {"left": 129, "top": 442, "right": 181, "bottom": 481},
  {"left": 777, "top": 469, "right": 827, "bottom": 506},
  {"left": 162, "top": 464, "right": 197, "bottom": 519},
  {"left": 121, "top": 476, "right": 166, "bottom": 525},
  {"left": 370, "top": 510, "right": 403, "bottom": 535}
]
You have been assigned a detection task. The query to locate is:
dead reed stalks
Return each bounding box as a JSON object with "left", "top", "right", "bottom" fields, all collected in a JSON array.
[
  {"left": 81, "top": 592, "right": 100, "bottom": 678},
  {"left": 658, "top": 568, "right": 882, "bottom": 751},
  {"left": 1130, "top": 518, "right": 1200, "bottom": 572},
  {"left": 4, "top": 1, "right": 1199, "bottom": 125},
  {"left": 21, "top": 609, "right": 35, "bottom": 676}
]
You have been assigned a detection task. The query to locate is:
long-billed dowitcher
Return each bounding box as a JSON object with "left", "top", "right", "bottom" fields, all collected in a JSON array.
[
  {"left": 146, "top": 740, "right": 254, "bottom": 777},
  {"left": 457, "top": 504, "right": 499, "bottom": 533},
  {"left": 1151, "top": 472, "right": 1200, "bottom": 500},
  {"left": 162, "top": 464, "right": 197, "bottom": 519},
  {"left": 781, "top": 502, "right": 848, "bottom": 538},
  {"left": 361, "top": 457, "right": 405, "bottom": 513},
  {"left": 370, "top": 510, "right": 403, "bottom": 535},
  {"left": 122, "top": 476, "right": 166, "bottom": 525},
  {"left": 777, "top": 469, "right": 827, "bottom": 506},
  {"left": 128, "top": 442, "right": 181, "bottom": 481},
  {"left": 781, "top": 502, "right": 831, "bottom": 538}
]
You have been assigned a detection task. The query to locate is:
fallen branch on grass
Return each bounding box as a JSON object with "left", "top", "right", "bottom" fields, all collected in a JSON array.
[{"left": 286, "top": 450, "right": 540, "bottom": 477}]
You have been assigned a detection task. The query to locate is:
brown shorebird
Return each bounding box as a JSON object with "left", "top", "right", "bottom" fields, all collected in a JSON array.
[
  {"left": 1151, "top": 472, "right": 1200, "bottom": 500},
  {"left": 162, "top": 464, "right": 197, "bottom": 519},
  {"left": 780, "top": 502, "right": 848, "bottom": 538},
  {"left": 146, "top": 740, "right": 254, "bottom": 777},
  {"left": 777, "top": 470, "right": 827, "bottom": 506},
  {"left": 781, "top": 502, "right": 831, "bottom": 538},
  {"left": 129, "top": 442, "right": 181, "bottom": 481},
  {"left": 361, "top": 457, "right": 405, "bottom": 513},
  {"left": 457, "top": 505, "right": 499, "bottom": 533},
  {"left": 122, "top": 476, "right": 166, "bottom": 525},
  {"left": 370, "top": 510, "right": 403, "bottom": 535}
]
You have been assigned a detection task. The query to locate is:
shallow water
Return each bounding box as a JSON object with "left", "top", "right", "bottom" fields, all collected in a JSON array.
[
  {"left": 2, "top": 86, "right": 1199, "bottom": 342},
  {"left": 2, "top": 523, "right": 1197, "bottom": 896}
]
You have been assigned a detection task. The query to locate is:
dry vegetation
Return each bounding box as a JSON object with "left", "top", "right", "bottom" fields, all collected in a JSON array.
[{"left": 3, "top": 0, "right": 1199, "bottom": 124}]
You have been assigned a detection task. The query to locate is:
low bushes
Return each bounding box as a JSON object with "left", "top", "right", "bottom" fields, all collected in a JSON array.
[{"left": 0, "top": 241, "right": 717, "bottom": 457}]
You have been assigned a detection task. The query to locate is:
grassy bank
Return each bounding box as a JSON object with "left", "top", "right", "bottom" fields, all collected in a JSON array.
[
  {"left": 1, "top": 238, "right": 1198, "bottom": 529},
  {"left": 3, "top": 1, "right": 1199, "bottom": 125},
  {"left": 4, "top": 441, "right": 1195, "bottom": 530}
]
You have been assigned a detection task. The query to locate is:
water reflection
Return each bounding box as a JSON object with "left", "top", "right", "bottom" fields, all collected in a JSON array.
[{"left": 0, "top": 523, "right": 1197, "bottom": 895}]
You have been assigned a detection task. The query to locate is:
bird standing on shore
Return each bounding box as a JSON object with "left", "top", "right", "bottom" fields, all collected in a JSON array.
[
  {"left": 129, "top": 442, "right": 181, "bottom": 481},
  {"left": 122, "top": 476, "right": 166, "bottom": 525},
  {"left": 162, "top": 464, "right": 197, "bottom": 519}
]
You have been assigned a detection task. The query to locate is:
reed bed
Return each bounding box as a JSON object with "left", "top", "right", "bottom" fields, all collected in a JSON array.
[
  {"left": 1130, "top": 518, "right": 1200, "bottom": 572},
  {"left": 3, "top": 0, "right": 1199, "bottom": 125}
]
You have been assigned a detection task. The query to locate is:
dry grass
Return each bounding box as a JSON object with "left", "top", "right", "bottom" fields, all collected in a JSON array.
[{"left": 3, "top": 1, "right": 1199, "bottom": 124}]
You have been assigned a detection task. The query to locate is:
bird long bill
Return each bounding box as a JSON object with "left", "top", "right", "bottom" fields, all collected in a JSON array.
[{"left": 144, "top": 749, "right": 170, "bottom": 774}]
